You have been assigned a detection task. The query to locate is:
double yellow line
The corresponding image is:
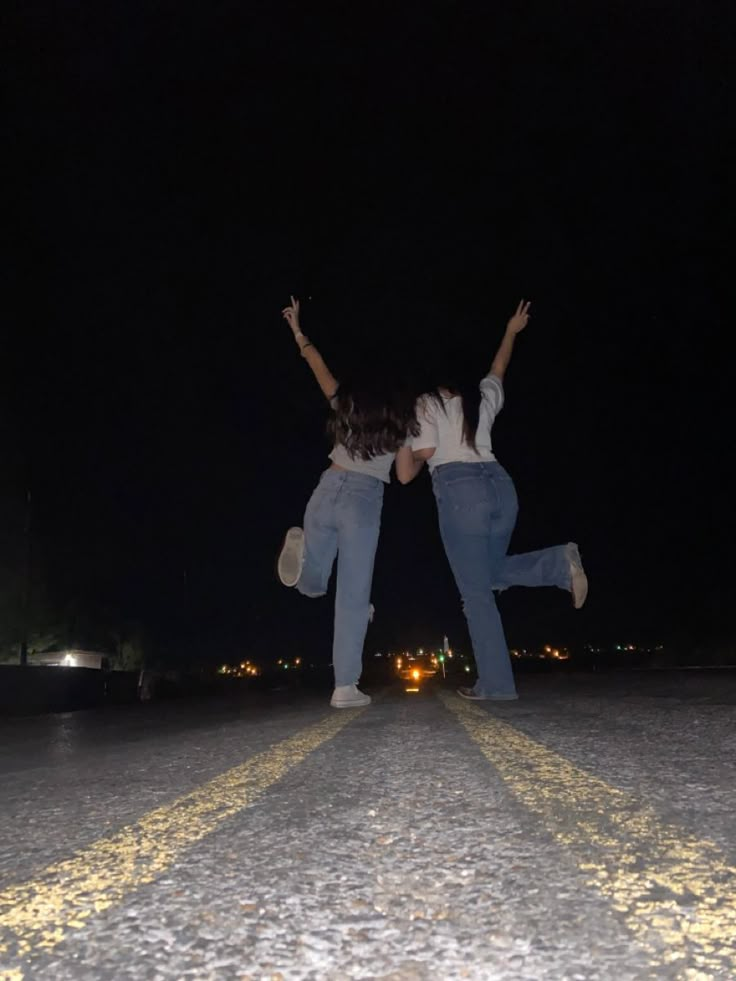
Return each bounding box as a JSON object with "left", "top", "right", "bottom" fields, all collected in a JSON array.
[
  {"left": 3, "top": 693, "right": 735, "bottom": 979},
  {"left": 0, "top": 708, "right": 364, "bottom": 971},
  {"left": 443, "top": 692, "right": 736, "bottom": 978}
]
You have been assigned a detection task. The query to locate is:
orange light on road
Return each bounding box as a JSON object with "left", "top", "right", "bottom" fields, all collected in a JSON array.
[{"left": 405, "top": 687, "right": 420, "bottom": 693}]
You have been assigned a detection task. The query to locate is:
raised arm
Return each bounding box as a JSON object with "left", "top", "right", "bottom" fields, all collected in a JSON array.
[
  {"left": 489, "top": 299, "right": 531, "bottom": 382},
  {"left": 282, "top": 296, "right": 338, "bottom": 400}
]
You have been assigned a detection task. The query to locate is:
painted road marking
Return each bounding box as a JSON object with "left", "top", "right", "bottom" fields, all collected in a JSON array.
[
  {"left": 0, "top": 709, "right": 364, "bottom": 966},
  {"left": 442, "top": 692, "right": 736, "bottom": 978}
]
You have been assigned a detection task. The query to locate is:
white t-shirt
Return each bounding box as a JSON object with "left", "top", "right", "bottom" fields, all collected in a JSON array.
[
  {"left": 328, "top": 443, "right": 395, "bottom": 483},
  {"left": 411, "top": 375, "right": 504, "bottom": 472}
]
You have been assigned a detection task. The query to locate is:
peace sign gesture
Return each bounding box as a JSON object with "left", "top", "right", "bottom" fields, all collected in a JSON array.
[
  {"left": 282, "top": 295, "right": 302, "bottom": 337},
  {"left": 506, "top": 299, "right": 531, "bottom": 335}
]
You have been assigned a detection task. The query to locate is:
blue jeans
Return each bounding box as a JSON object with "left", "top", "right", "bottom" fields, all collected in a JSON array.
[
  {"left": 432, "top": 462, "right": 571, "bottom": 697},
  {"left": 297, "top": 469, "right": 384, "bottom": 687}
]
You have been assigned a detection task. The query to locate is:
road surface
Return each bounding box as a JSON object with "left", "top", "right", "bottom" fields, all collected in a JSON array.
[{"left": 1, "top": 672, "right": 735, "bottom": 980}]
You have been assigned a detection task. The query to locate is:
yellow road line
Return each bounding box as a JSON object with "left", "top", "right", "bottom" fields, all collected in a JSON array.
[
  {"left": 0, "top": 709, "right": 363, "bottom": 965},
  {"left": 442, "top": 692, "right": 736, "bottom": 979}
]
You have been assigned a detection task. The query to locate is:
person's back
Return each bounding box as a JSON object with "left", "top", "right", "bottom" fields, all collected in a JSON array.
[
  {"left": 413, "top": 373, "right": 505, "bottom": 470},
  {"left": 328, "top": 372, "right": 415, "bottom": 482}
]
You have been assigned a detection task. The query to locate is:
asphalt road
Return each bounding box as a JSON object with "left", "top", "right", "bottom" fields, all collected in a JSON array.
[{"left": 1, "top": 672, "right": 735, "bottom": 980}]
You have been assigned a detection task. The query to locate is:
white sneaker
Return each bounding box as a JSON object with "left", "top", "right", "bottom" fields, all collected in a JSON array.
[
  {"left": 277, "top": 527, "right": 305, "bottom": 587},
  {"left": 566, "top": 542, "right": 588, "bottom": 609},
  {"left": 330, "top": 684, "right": 371, "bottom": 708}
]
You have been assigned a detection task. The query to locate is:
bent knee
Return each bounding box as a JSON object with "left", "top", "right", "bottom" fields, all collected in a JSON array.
[{"left": 297, "top": 586, "right": 327, "bottom": 599}]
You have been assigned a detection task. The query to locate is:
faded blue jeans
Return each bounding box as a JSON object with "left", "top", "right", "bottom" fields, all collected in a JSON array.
[
  {"left": 432, "top": 462, "right": 571, "bottom": 698},
  {"left": 297, "top": 469, "right": 384, "bottom": 687}
]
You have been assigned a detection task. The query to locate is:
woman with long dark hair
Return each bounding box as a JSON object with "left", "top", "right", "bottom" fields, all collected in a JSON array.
[
  {"left": 277, "top": 296, "right": 417, "bottom": 708},
  {"left": 396, "top": 300, "right": 587, "bottom": 701}
]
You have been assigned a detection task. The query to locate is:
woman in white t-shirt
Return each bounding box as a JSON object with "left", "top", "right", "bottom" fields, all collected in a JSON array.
[
  {"left": 277, "top": 296, "right": 418, "bottom": 708},
  {"left": 396, "top": 300, "right": 587, "bottom": 701}
]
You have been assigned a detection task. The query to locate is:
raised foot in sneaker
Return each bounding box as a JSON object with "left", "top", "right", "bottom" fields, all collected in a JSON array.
[
  {"left": 277, "top": 527, "right": 305, "bottom": 587},
  {"left": 331, "top": 684, "right": 371, "bottom": 708},
  {"left": 566, "top": 542, "right": 588, "bottom": 609},
  {"left": 457, "top": 687, "right": 518, "bottom": 701}
]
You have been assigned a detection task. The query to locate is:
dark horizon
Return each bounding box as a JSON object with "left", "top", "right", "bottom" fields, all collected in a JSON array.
[{"left": 3, "top": 2, "right": 730, "bottom": 668}]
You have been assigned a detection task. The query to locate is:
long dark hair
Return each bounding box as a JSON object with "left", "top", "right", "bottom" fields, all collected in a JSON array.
[
  {"left": 328, "top": 371, "right": 419, "bottom": 461},
  {"left": 425, "top": 346, "right": 485, "bottom": 452}
]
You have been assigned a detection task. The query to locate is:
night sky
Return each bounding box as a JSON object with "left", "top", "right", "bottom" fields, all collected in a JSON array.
[{"left": 3, "top": 2, "right": 730, "bottom": 666}]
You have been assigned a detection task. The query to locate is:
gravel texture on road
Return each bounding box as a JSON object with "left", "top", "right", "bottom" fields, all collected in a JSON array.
[{"left": 1, "top": 674, "right": 735, "bottom": 980}]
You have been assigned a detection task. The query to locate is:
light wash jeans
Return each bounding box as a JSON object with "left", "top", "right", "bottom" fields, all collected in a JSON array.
[
  {"left": 297, "top": 469, "right": 384, "bottom": 687},
  {"left": 432, "top": 462, "right": 571, "bottom": 698}
]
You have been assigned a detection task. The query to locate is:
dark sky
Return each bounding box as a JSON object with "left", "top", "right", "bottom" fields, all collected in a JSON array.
[{"left": 3, "top": 2, "right": 730, "bottom": 664}]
